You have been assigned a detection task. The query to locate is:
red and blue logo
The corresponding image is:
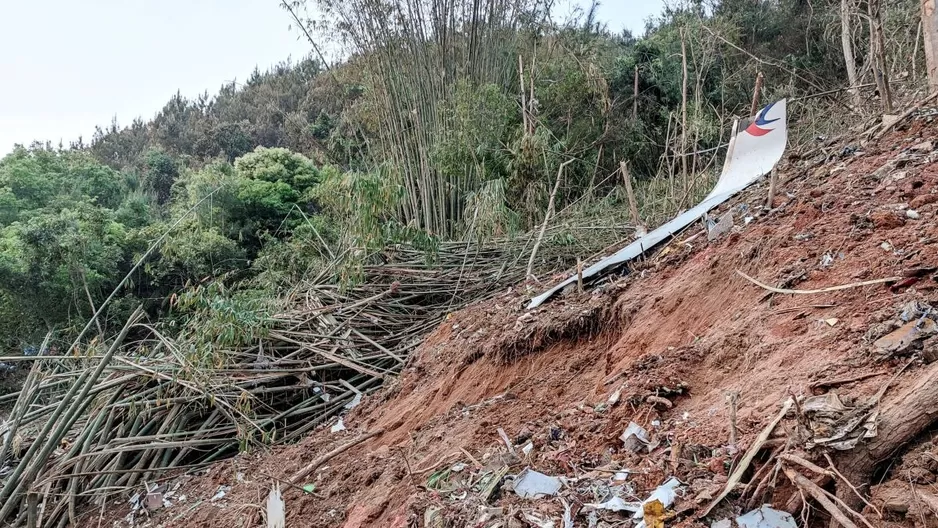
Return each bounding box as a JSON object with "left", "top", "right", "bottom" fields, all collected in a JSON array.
[{"left": 745, "top": 101, "right": 780, "bottom": 136}]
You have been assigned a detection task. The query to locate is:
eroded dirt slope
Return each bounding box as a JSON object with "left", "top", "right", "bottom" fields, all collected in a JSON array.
[{"left": 84, "top": 115, "right": 938, "bottom": 528}]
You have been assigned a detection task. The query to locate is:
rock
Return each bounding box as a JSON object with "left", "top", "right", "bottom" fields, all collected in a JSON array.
[
  {"left": 884, "top": 499, "right": 910, "bottom": 514},
  {"left": 871, "top": 210, "right": 906, "bottom": 230},
  {"left": 907, "top": 209, "right": 921, "bottom": 220},
  {"left": 809, "top": 189, "right": 824, "bottom": 198},
  {"left": 910, "top": 193, "right": 938, "bottom": 209}
]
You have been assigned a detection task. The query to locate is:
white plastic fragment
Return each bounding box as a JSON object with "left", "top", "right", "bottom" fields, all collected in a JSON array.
[
  {"left": 620, "top": 422, "right": 650, "bottom": 452},
  {"left": 344, "top": 392, "right": 362, "bottom": 409},
  {"left": 267, "top": 483, "right": 285, "bottom": 528},
  {"left": 330, "top": 417, "right": 346, "bottom": 433},
  {"left": 736, "top": 505, "right": 797, "bottom": 528},
  {"left": 522, "top": 442, "right": 534, "bottom": 456},
  {"left": 632, "top": 477, "right": 681, "bottom": 521},
  {"left": 907, "top": 209, "right": 921, "bottom": 219},
  {"left": 211, "top": 485, "right": 231, "bottom": 501},
  {"left": 513, "top": 468, "right": 562, "bottom": 499},
  {"left": 561, "top": 497, "right": 574, "bottom": 528},
  {"left": 583, "top": 496, "right": 639, "bottom": 513}
]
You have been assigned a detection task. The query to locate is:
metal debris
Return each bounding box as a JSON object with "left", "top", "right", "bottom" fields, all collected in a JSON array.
[
  {"left": 736, "top": 505, "right": 797, "bottom": 528},
  {"left": 512, "top": 468, "right": 562, "bottom": 499},
  {"left": 620, "top": 421, "right": 651, "bottom": 452}
]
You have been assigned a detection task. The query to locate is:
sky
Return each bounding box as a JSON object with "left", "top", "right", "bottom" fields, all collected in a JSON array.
[{"left": 0, "top": 0, "right": 663, "bottom": 156}]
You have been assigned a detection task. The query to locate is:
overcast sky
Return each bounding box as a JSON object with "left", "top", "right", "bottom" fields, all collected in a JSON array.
[{"left": 0, "top": 0, "right": 663, "bottom": 156}]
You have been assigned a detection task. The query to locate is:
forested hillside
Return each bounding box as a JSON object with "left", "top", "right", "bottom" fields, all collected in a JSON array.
[{"left": 0, "top": 0, "right": 924, "bottom": 348}]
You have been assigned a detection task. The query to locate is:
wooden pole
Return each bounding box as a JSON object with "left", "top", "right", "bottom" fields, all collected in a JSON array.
[
  {"left": 577, "top": 259, "right": 584, "bottom": 293},
  {"left": 923, "top": 0, "right": 938, "bottom": 89},
  {"left": 726, "top": 391, "right": 739, "bottom": 445},
  {"left": 749, "top": 72, "right": 764, "bottom": 117},
  {"left": 619, "top": 161, "right": 645, "bottom": 234},
  {"left": 26, "top": 492, "right": 37, "bottom": 528},
  {"left": 632, "top": 65, "right": 639, "bottom": 120},
  {"left": 680, "top": 30, "right": 689, "bottom": 190},
  {"left": 527, "top": 159, "right": 574, "bottom": 279},
  {"left": 518, "top": 55, "right": 529, "bottom": 134},
  {"left": 766, "top": 169, "right": 778, "bottom": 209},
  {"left": 869, "top": 0, "right": 894, "bottom": 113}
]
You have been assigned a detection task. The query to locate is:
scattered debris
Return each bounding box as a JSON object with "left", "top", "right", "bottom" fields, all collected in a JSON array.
[
  {"left": 330, "top": 417, "right": 346, "bottom": 433},
  {"left": 211, "top": 485, "right": 230, "bottom": 502},
  {"left": 620, "top": 421, "right": 650, "bottom": 452},
  {"left": 643, "top": 499, "right": 668, "bottom": 528},
  {"left": 267, "top": 483, "right": 285, "bottom": 528},
  {"left": 344, "top": 392, "right": 363, "bottom": 410},
  {"left": 874, "top": 318, "right": 937, "bottom": 355},
  {"left": 708, "top": 212, "right": 735, "bottom": 241},
  {"left": 906, "top": 209, "right": 921, "bottom": 220},
  {"left": 803, "top": 392, "right": 879, "bottom": 450},
  {"left": 634, "top": 477, "right": 682, "bottom": 520},
  {"left": 584, "top": 496, "right": 635, "bottom": 513},
  {"left": 736, "top": 505, "right": 797, "bottom": 528},
  {"left": 512, "top": 468, "right": 562, "bottom": 499}
]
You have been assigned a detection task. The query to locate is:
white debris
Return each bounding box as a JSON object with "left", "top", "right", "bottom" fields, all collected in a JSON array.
[
  {"left": 583, "top": 496, "right": 638, "bottom": 513},
  {"left": 330, "top": 417, "right": 346, "bottom": 433},
  {"left": 513, "top": 468, "right": 562, "bottom": 499},
  {"left": 522, "top": 442, "right": 534, "bottom": 456},
  {"left": 620, "top": 422, "right": 650, "bottom": 452},
  {"left": 561, "top": 497, "right": 574, "bottom": 528},
  {"left": 907, "top": 209, "right": 921, "bottom": 220},
  {"left": 211, "top": 485, "right": 231, "bottom": 501},
  {"left": 736, "top": 505, "right": 797, "bottom": 528},
  {"left": 267, "top": 483, "right": 285, "bottom": 528},
  {"left": 451, "top": 462, "right": 467, "bottom": 473},
  {"left": 522, "top": 512, "right": 556, "bottom": 528},
  {"left": 344, "top": 393, "right": 362, "bottom": 409},
  {"left": 711, "top": 519, "right": 733, "bottom": 528},
  {"left": 631, "top": 477, "right": 682, "bottom": 521},
  {"left": 881, "top": 241, "right": 893, "bottom": 251}
]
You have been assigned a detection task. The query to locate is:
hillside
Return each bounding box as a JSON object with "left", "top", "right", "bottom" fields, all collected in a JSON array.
[{"left": 75, "top": 107, "right": 938, "bottom": 527}]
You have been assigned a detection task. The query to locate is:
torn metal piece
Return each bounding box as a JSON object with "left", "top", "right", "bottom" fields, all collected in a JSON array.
[
  {"left": 528, "top": 100, "right": 788, "bottom": 309},
  {"left": 736, "top": 505, "right": 797, "bottom": 528},
  {"left": 512, "top": 468, "right": 562, "bottom": 499},
  {"left": 620, "top": 421, "right": 650, "bottom": 452}
]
